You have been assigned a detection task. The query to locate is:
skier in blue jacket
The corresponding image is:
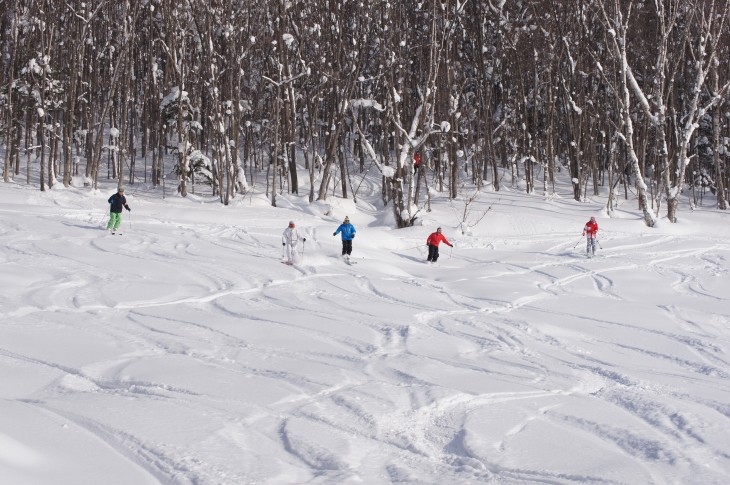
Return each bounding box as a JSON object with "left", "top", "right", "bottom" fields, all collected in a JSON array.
[
  {"left": 333, "top": 216, "right": 356, "bottom": 259},
  {"left": 107, "top": 187, "right": 131, "bottom": 234}
]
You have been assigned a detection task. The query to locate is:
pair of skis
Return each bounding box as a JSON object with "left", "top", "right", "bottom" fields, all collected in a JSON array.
[{"left": 281, "top": 255, "right": 357, "bottom": 266}]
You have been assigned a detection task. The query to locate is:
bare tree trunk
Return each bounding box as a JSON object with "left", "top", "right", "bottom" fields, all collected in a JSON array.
[
  {"left": 3, "top": 2, "right": 18, "bottom": 183},
  {"left": 664, "top": 0, "right": 729, "bottom": 221},
  {"left": 712, "top": 63, "right": 726, "bottom": 210},
  {"left": 91, "top": 0, "right": 140, "bottom": 191}
]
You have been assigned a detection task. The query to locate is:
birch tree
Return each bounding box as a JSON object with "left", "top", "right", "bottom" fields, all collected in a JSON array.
[
  {"left": 596, "top": 0, "right": 657, "bottom": 226},
  {"left": 664, "top": 0, "right": 730, "bottom": 221},
  {"left": 378, "top": 0, "right": 467, "bottom": 227}
]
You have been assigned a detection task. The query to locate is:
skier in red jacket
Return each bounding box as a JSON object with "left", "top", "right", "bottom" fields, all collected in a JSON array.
[
  {"left": 413, "top": 152, "right": 421, "bottom": 173},
  {"left": 426, "top": 227, "right": 453, "bottom": 263},
  {"left": 582, "top": 216, "right": 599, "bottom": 258}
]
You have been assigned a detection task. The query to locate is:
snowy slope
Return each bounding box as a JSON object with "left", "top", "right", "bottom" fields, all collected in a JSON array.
[{"left": 1, "top": 177, "right": 729, "bottom": 485}]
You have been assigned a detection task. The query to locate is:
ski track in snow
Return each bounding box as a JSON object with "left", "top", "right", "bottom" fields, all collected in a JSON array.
[{"left": 2, "top": 190, "right": 730, "bottom": 485}]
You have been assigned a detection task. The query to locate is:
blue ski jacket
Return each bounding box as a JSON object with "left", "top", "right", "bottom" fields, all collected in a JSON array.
[{"left": 334, "top": 223, "right": 356, "bottom": 241}]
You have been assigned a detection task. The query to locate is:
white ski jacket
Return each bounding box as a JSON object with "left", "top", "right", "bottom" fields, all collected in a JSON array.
[{"left": 282, "top": 227, "right": 302, "bottom": 248}]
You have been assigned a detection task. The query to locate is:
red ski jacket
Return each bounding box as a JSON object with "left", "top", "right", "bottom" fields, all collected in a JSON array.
[
  {"left": 583, "top": 221, "right": 599, "bottom": 238},
  {"left": 427, "top": 232, "right": 452, "bottom": 247}
]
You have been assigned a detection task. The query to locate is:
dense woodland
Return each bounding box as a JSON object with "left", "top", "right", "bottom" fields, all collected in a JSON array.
[{"left": 1, "top": 0, "right": 728, "bottom": 227}]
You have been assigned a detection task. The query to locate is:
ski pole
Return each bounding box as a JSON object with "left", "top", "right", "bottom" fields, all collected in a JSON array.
[
  {"left": 572, "top": 237, "right": 583, "bottom": 249},
  {"left": 128, "top": 210, "right": 132, "bottom": 231},
  {"left": 597, "top": 239, "right": 603, "bottom": 250}
]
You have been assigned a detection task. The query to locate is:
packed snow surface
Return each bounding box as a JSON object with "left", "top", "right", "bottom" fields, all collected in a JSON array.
[{"left": 1, "top": 179, "right": 729, "bottom": 485}]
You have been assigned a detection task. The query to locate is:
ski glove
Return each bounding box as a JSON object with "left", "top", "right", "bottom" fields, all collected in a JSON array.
[
  {"left": 125, "top": 206, "right": 131, "bottom": 211},
  {"left": 333, "top": 232, "right": 336, "bottom": 236},
  {"left": 303, "top": 238, "right": 307, "bottom": 242},
  {"left": 282, "top": 243, "right": 286, "bottom": 246}
]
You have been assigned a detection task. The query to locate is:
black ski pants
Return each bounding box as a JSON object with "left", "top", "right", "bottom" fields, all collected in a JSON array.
[
  {"left": 427, "top": 244, "right": 440, "bottom": 262},
  {"left": 341, "top": 240, "right": 353, "bottom": 256}
]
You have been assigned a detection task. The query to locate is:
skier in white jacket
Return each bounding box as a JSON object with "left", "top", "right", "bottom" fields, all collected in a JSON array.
[{"left": 282, "top": 221, "right": 305, "bottom": 264}]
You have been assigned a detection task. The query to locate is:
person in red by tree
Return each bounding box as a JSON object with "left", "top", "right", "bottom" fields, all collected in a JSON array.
[
  {"left": 426, "top": 227, "right": 453, "bottom": 263},
  {"left": 413, "top": 152, "right": 421, "bottom": 173},
  {"left": 582, "top": 216, "right": 599, "bottom": 258}
]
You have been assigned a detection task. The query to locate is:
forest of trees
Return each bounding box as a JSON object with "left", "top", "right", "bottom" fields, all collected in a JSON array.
[{"left": 1, "top": 0, "right": 728, "bottom": 227}]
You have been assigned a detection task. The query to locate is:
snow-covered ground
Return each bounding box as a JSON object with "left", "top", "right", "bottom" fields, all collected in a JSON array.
[{"left": 1, "top": 175, "right": 729, "bottom": 485}]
